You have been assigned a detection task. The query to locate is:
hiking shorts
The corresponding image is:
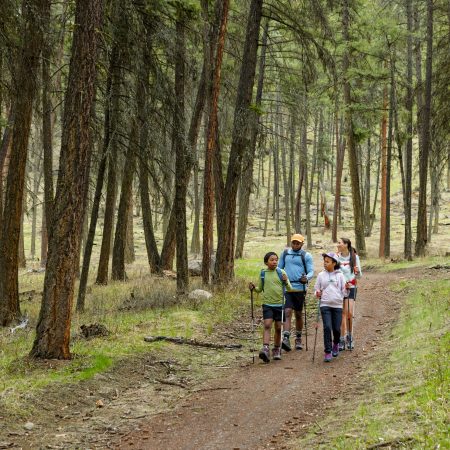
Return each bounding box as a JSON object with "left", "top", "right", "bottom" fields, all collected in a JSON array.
[
  {"left": 344, "top": 287, "right": 357, "bottom": 300},
  {"left": 284, "top": 291, "right": 306, "bottom": 311},
  {"left": 262, "top": 305, "right": 285, "bottom": 322}
]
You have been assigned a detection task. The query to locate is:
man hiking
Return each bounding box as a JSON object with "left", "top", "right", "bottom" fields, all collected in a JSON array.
[{"left": 278, "top": 234, "right": 314, "bottom": 351}]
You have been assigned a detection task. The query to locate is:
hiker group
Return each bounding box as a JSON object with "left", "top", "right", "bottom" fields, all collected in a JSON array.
[{"left": 248, "top": 234, "right": 362, "bottom": 363}]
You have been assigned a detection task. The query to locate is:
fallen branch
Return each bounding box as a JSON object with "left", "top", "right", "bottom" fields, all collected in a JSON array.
[
  {"left": 144, "top": 336, "right": 242, "bottom": 350},
  {"left": 367, "top": 438, "right": 415, "bottom": 449},
  {"left": 155, "top": 378, "right": 188, "bottom": 389}
]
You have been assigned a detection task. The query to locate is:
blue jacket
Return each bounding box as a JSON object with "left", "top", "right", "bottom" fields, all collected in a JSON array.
[{"left": 278, "top": 248, "right": 314, "bottom": 291}]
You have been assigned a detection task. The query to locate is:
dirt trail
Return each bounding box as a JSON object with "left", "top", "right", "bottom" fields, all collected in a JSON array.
[
  {"left": 4, "top": 268, "right": 433, "bottom": 450},
  {"left": 115, "top": 271, "right": 402, "bottom": 450}
]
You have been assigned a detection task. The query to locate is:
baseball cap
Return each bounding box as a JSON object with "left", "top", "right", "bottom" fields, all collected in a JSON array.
[
  {"left": 322, "top": 252, "right": 339, "bottom": 263},
  {"left": 291, "top": 233, "right": 305, "bottom": 243}
]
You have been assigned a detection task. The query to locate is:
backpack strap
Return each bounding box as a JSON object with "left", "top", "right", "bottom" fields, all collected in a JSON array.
[
  {"left": 260, "top": 268, "right": 284, "bottom": 291},
  {"left": 284, "top": 250, "right": 308, "bottom": 277},
  {"left": 275, "top": 267, "right": 284, "bottom": 282},
  {"left": 260, "top": 269, "right": 265, "bottom": 291}
]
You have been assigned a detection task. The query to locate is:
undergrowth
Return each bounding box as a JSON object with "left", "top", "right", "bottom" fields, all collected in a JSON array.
[{"left": 292, "top": 277, "right": 450, "bottom": 449}]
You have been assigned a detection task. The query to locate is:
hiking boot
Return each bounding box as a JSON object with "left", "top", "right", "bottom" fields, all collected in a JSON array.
[
  {"left": 272, "top": 347, "right": 282, "bottom": 360},
  {"left": 295, "top": 336, "right": 303, "bottom": 350},
  {"left": 324, "top": 352, "right": 332, "bottom": 362},
  {"left": 332, "top": 343, "right": 339, "bottom": 357},
  {"left": 339, "top": 337, "right": 346, "bottom": 352},
  {"left": 282, "top": 334, "right": 292, "bottom": 352},
  {"left": 346, "top": 335, "right": 354, "bottom": 350},
  {"left": 259, "top": 346, "right": 270, "bottom": 363}
]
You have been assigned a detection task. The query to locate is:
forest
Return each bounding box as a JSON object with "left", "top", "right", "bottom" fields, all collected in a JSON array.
[{"left": 0, "top": 0, "right": 449, "bottom": 448}]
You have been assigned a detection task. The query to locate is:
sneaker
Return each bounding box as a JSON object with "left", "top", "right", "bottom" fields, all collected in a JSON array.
[
  {"left": 282, "top": 334, "right": 292, "bottom": 352},
  {"left": 272, "top": 347, "right": 282, "bottom": 360},
  {"left": 332, "top": 343, "right": 339, "bottom": 357},
  {"left": 339, "top": 337, "right": 345, "bottom": 352},
  {"left": 295, "top": 336, "right": 303, "bottom": 350},
  {"left": 259, "top": 346, "right": 270, "bottom": 363},
  {"left": 346, "top": 335, "right": 354, "bottom": 350},
  {"left": 324, "top": 352, "right": 332, "bottom": 362}
]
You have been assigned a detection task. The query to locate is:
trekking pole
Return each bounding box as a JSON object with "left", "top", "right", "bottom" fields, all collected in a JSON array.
[
  {"left": 250, "top": 287, "right": 256, "bottom": 363},
  {"left": 281, "top": 280, "right": 286, "bottom": 352},
  {"left": 312, "top": 299, "right": 321, "bottom": 363},
  {"left": 304, "top": 292, "right": 308, "bottom": 351},
  {"left": 349, "top": 288, "right": 357, "bottom": 351}
]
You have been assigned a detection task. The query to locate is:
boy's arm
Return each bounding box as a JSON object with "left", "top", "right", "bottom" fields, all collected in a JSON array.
[{"left": 254, "top": 272, "right": 263, "bottom": 293}]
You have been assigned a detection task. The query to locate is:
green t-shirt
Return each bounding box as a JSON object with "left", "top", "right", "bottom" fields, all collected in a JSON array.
[{"left": 254, "top": 268, "right": 292, "bottom": 306}]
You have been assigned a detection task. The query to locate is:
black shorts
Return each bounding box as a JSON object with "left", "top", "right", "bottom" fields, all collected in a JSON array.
[
  {"left": 344, "top": 287, "right": 357, "bottom": 300},
  {"left": 262, "top": 305, "right": 285, "bottom": 322},
  {"left": 284, "top": 291, "right": 306, "bottom": 311}
]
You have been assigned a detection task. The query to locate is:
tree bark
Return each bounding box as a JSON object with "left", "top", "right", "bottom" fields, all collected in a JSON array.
[
  {"left": 235, "top": 17, "right": 268, "bottom": 259},
  {"left": 415, "top": 0, "right": 433, "bottom": 257},
  {"left": 96, "top": 9, "right": 126, "bottom": 284},
  {"left": 202, "top": 0, "right": 229, "bottom": 284},
  {"left": 0, "top": 0, "right": 48, "bottom": 326},
  {"left": 214, "top": 0, "right": 263, "bottom": 284},
  {"left": 332, "top": 111, "right": 345, "bottom": 242},
  {"left": 342, "top": 0, "right": 366, "bottom": 256},
  {"left": 31, "top": 0, "right": 103, "bottom": 357},
  {"left": 112, "top": 122, "right": 137, "bottom": 281},
  {"left": 174, "top": 12, "right": 189, "bottom": 294},
  {"left": 76, "top": 66, "right": 113, "bottom": 312}
]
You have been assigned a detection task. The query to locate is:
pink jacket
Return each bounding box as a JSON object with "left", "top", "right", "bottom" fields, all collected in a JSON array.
[{"left": 314, "top": 270, "right": 347, "bottom": 308}]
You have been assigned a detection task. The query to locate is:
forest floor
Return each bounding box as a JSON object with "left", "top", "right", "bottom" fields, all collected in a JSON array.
[{"left": 1, "top": 264, "right": 448, "bottom": 450}]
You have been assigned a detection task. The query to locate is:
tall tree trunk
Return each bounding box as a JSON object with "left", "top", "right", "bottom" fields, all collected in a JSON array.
[
  {"left": 384, "top": 56, "right": 395, "bottom": 258},
  {"left": 0, "top": 0, "right": 48, "bottom": 326},
  {"left": 96, "top": 14, "right": 125, "bottom": 284},
  {"left": 332, "top": 111, "right": 345, "bottom": 242},
  {"left": 403, "top": 0, "right": 413, "bottom": 260},
  {"left": 235, "top": 17, "right": 268, "bottom": 259},
  {"left": 364, "top": 137, "right": 371, "bottom": 236},
  {"left": 279, "top": 100, "right": 291, "bottom": 243},
  {"left": 76, "top": 67, "right": 113, "bottom": 312},
  {"left": 42, "top": 2, "right": 54, "bottom": 238},
  {"left": 263, "top": 150, "right": 271, "bottom": 237},
  {"left": 31, "top": 0, "right": 103, "bottom": 357},
  {"left": 342, "top": 0, "right": 366, "bottom": 256},
  {"left": 202, "top": 0, "right": 229, "bottom": 284},
  {"left": 214, "top": 0, "right": 263, "bottom": 284},
  {"left": 174, "top": 12, "right": 189, "bottom": 294},
  {"left": 379, "top": 82, "right": 388, "bottom": 258},
  {"left": 112, "top": 123, "right": 137, "bottom": 281},
  {"left": 159, "top": 13, "right": 209, "bottom": 270},
  {"left": 415, "top": 0, "right": 433, "bottom": 257},
  {"left": 302, "top": 116, "right": 312, "bottom": 248}
]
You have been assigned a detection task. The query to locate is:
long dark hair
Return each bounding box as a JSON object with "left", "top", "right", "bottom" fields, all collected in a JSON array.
[{"left": 340, "top": 237, "right": 357, "bottom": 273}]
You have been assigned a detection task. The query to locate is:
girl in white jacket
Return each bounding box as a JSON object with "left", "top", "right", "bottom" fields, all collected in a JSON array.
[{"left": 314, "top": 252, "right": 348, "bottom": 362}]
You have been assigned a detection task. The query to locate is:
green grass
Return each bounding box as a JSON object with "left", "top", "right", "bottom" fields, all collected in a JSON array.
[
  {"left": 293, "top": 277, "right": 450, "bottom": 449},
  {"left": 0, "top": 269, "right": 252, "bottom": 418}
]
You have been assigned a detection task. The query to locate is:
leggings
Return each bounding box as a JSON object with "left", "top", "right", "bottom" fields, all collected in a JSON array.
[{"left": 320, "top": 306, "right": 342, "bottom": 353}]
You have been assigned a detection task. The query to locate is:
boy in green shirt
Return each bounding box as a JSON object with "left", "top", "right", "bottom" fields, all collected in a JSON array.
[{"left": 249, "top": 252, "right": 293, "bottom": 362}]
